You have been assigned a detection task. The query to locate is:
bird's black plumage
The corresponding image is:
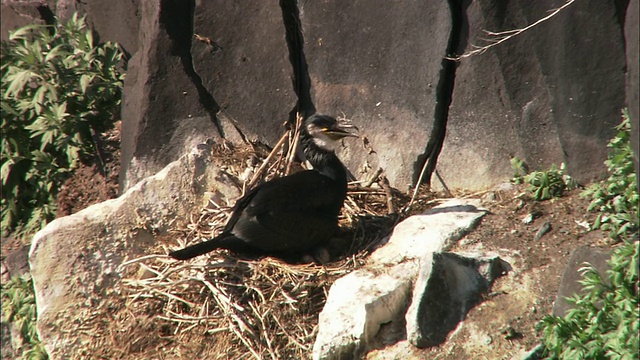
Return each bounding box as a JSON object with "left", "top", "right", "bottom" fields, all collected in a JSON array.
[{"left": 169, "top": 114, "right": 357, "bottom": 261}]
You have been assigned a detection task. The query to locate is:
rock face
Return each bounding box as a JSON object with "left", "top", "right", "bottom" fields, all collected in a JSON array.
[
  {"left": 626, "top": 0, "right": 639, "bottom": 188},
  {"left": 312, "top": 199, "right": 508, "bottom": 360},
  {"left": 298, "top": 1, "right": 451, "bottom": 190},
  {"left": 439, "top": 0, "right": 627, "bottom": 190},
  {"left": 551, "top": 246, "right": 611, "bottom": 317},
  {"left": 119, "top": 1, "right": 228, "bottom": 190},
  {"left": 1, "top": 1, "right": 636, "bottom": 191},
  {"left": 191, "top": 1, "right": 295, "bottom": 146},
  {"left": 405, "top": 252, "right": 506, "bottom": 348},
  {"left": 28, "top": 144, "right": 240, "bottom": 359}
]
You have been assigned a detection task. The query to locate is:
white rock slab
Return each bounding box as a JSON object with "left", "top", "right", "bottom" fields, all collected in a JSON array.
[
  {"left": 28, "top": 143, "right": 239, "bottom": 359},
  {"left": 369, "top": 199, "right": 486, "bottom": 265},
  {"left": 312, "top": 261, "right": 419, "bottom": 360},
  {"left": 313, "top": 198, "right": 487, "bottom": 360}
]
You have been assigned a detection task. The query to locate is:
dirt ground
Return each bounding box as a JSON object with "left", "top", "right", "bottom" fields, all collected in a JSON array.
[
  {"left": 0, "top": 123, "right": 614, "bottom": 359},
  {"left": 367, "top": 184, "right": 609, "bottom": 360}
]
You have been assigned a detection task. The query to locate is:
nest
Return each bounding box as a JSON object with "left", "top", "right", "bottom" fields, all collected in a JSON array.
[{"left": 119, "top": 116, "right": 442, "bottom": 359}]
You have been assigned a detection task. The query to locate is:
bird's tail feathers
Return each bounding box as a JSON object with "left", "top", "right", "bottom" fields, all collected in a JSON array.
[{"left": 168, "top": 234, "right": 231, "bottom": 260}]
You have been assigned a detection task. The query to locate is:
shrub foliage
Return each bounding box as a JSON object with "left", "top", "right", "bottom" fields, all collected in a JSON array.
[
  {"left": 581, "top": 109, "right": 639, "bottom": 240},
  {"left": 511, "top": 158, "right": 577, "bottom": 201},
  {"left": 539, "top": 110, "right": 639, "bottom": 359},
  {"left": 1, "top": 275, "right": 49, "bottom": 359},
  {"left": 1, "top": 13, "right": 124, "bottom": 236}
]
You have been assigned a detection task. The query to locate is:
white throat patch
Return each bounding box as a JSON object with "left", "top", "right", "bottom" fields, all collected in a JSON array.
[{"left": 312, "top": 133, "right": 338, "bottom": 151}]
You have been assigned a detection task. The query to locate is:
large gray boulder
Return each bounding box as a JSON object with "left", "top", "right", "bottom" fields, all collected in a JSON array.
[
  {"left": 28, "top": 144, "right": 239, "bottom": 359},
  {"left": 299, "top": 1, "right": 452, "bottom": 190},
  {"left": 438, "top": 0, "right": 627, "bottom": 190},
  {"left": 551, "top": 246, "right": 610, "bottom": 317},
  {"left": 2, "top": 1, "right": 634, "bottom": 192},
  {"left": 406, "top": 252, "right": 506, "bottom": 348}
]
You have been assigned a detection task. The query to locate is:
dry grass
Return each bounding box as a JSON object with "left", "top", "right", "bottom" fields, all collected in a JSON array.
[{"left": 115, "top": 119, "right": 440, "bottom": 359}]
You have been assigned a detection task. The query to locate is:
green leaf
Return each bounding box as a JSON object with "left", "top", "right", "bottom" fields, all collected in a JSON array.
[
  {"left": 8, "top": 25, "right": 44, "bottom": 41},
  {"left": 44, "top": 44, "right": 68, "bottom": 62},
  {"left": 79, "top": 74, "right": 94, "bottom": 94},
  {"left": 4, "top": 69, "right": 36, "bottom": 98}
]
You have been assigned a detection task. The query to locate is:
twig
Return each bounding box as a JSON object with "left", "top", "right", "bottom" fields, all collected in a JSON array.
[
  {"left": 448, "top": 0, "right": 575, "bottom": 60},
  {"left": 247, "top": 131, "right": 288, "bottom": 188},
  {"left": 285, "top": 113, "right": 303, "bottom": 176},
  {"left": 406, "top": 153, "right": 432, "bottom": 214},
  {"left": 363, "top": 167, "right": 383, "bottom": 187},
  {"left": 379, "top": 175, "right": 396, "bottom": 215},
  {"left": 435, "top": 169, "right": 452, "bottom": 197},
  {"left": 120, "top": 254, "right": 169, "bottom": 268}
]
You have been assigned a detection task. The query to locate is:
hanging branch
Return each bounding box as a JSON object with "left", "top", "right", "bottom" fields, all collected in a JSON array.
[{"left": 448, "top": 0, "right": 575, "bottom": 61}]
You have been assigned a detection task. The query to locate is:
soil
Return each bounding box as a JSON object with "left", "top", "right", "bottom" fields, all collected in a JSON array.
[
  {"left": 0, "top": 123, "right": 615, "bottom": 359},
  {"left": 367, "top": 185, "right": 610, "bottom": 360}
]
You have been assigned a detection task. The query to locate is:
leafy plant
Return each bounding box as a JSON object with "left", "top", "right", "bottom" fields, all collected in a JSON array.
[
  {"left": 511, "top": 157, "right": 578, "bottom": 201},
  {"left": 538, "top": 239, "right": 639, "bottom": 360},
  {"left": 1, "top": 274, "right": 49, "bottom": 359},
  {"left": 581, "top": 110, "right": 639, "bottom": 240},
  {"left": 538, "top": 110, "right": 639, "bottom": 359},
  {"left": 1, "top": 13, "right": 124, "bottom": 237}
]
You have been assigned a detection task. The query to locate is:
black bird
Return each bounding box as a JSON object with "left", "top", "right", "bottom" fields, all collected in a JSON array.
[{"left": 169, "top": 114, "right": 357, "bottom": 261}]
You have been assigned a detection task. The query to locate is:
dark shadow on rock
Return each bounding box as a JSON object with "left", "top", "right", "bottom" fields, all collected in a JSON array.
[
  {"left": 422, "top": 203, "right": 484, "bottom": 215},
  {"left": 159, "top": 0, "right": 225, "bottom": 138},
  {"left": 413, "top": 0, "right": 471, "bottom": 187},
  {"left": 280, "top": 0, "right": 316, "bottom": 121},
  {"left": 410, "top": 252, "right": 510, "bottom": 348}
]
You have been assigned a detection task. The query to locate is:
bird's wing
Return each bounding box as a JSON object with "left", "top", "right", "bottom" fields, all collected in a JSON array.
[
  {"left": 222, "top": 185, "right": 262, "bottom": 233},
  {"left": 230, "top": 171, "right": 344, "bottom": 252}
]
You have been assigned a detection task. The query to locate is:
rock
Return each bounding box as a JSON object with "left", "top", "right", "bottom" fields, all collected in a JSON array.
[
  {"left": 191, "top": 1, "right": 296, "bottom": 146},
  {"left": 406, "top": 252, "right": 508, "bottom": 348},
  {"left": 369, "top": 199, "right": 486, "bottom": 265},
  {"left": 299, "top": 1, "right": 451, "bottom": 191},
  {"left": 60, "top": 0, "right": 141, "bottom": 56},
  {"left": 626, "top": 0, "right": 639, "bottom": 187},
  {"left": 3, "top": 2, "right": 632, "bottom": 192},
  {"left": 119, "top": 0, "right": 229, "bottom": 191},
  {"left": 312, "top": 261, "right": 418, "bottom": 360},
  {"left": 437, "top": 0, "right": 626, "bottom": 190},
  {"left": 312, "top": 198, "right": 497, "bottom": 359},
  {"left": 511, "top": 343, "right": 545, "bottom": 360},
  {"left": 28, "top": 143, "right": 240, "bottom": 359},
  {"left": 552, "top": 246, "right": 610, "bottom": 317},
  {"left": 0, "top": 1, "right": 51, "bottom": 41},
  {"left": 1, "top": 242, "right": 30, "bottom": 279}
]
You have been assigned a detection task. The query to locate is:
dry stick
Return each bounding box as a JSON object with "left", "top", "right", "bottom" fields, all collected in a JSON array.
[
  {"left": 285, "top": 113, "right": 303, "bottom": 175},
  {"left": 435, "top": 169, "right": 453, "bottom": 197},
  {"left": 448, "top": 0, "right": 575, "bottom": 60},
  {"left": 405, "top": 153, "right": 431, "bottom": 214},
  {"left": 379, "top": 175, "right": 396, "bottom": 214},
  {"left": 363, "top": 167, "right": 383, "bottom": 187},
  {"left": 120, "top": 254, "right": 169, "bottom": 268},
  {"left": 247, "top": 131, "right": 289, "bottom": 189}
]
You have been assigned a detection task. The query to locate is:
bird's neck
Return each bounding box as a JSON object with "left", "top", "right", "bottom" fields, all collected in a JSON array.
[{"left": 300, "top": 135, "right": 347, "bottom": 182}]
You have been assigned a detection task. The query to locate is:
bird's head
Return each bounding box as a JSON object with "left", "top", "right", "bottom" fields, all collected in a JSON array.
[{"left": 304, "top": 114, "right": 358, "bottom": 152}]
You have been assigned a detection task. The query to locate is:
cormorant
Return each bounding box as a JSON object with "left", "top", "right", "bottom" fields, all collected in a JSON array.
[{"left": 169, "top": 114, "right": 357, "bottom": 261}]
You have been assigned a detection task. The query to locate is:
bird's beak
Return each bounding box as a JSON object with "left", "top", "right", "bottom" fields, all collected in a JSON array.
[{"left": 324, "top": 124, "right": 359, "bottom": 140}]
